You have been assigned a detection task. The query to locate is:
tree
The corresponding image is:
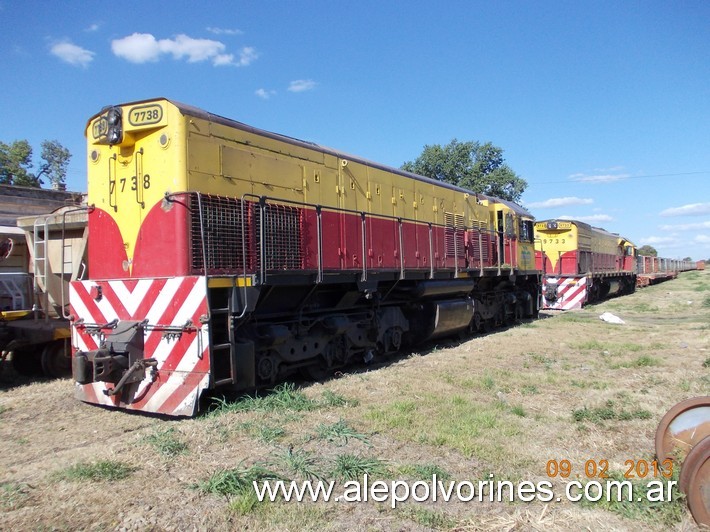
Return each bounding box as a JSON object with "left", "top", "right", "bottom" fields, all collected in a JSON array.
[
  {"left": 0, "top": 140, "right": 35, "bottom": 186},
  {"left": 0, "top": 139, "right": 71, "bottom": 189},
  {"left": 638, "top": 245, "right": 658, "bottom": 257},
  {"left": 682, "top": 256, "right": 692, "bottom": 262},
  {"left": 401, "top": 139, "right": 527, "bottom": 203}
]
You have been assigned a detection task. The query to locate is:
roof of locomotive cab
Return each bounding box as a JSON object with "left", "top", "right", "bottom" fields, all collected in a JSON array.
[{"left": 87, "top": 98, "right": 533, "bottom": 219}]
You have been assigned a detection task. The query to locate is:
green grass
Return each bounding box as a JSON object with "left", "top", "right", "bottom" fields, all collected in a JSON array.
[
  {"left": 198, "top": 464, "right": 282, "bottom": 497},
  {"left": 703, "top": 295, "right": 710, "bottom": 308},
  {"left": 579, "top": 470, "right": 685, "bottom": 526},
  {"left": 208, "top": 383, "right": 359, "bottom": 416},
  {"left": 399, "top": 506, "right": 456, "bottom": 529},
  {"left": 330, "top": 454, "right": 388, "bottom": 482},
  {"left": 1, "top": 482, "right": 30, "bottom": 511},
  {"left": 611, "top": 355, "right": 661, "bottom": 369},
  {"left": 270, "top": 447, "right": 326, "bottom": 481},
  {"left": 572, "top": 400, "right": 652, "bottom": 424},
  {"left": 398, "top": 463, "right": 451, "bottom": 481},
  {"left": 143, "top": 427, "right": 189, "bottom": 457},
  {"left": 57, "top": 460, "right": 137, "bottom": 482},
  {"left": 366, "top": 393, "right": 525, "bottom": 468},
  {"left": 315, "top": 419, "right": 370, "bottom": 446}
]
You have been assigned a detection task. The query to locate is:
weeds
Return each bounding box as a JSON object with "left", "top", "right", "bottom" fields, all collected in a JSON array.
[
  {"left": 270, "top": 447, "right": 325, "bottom": 481},
  {"left": 572, "top": 400, "right": 652, "bottom": 424},
  {"left": 398, "top": 463, "right": 451, "bottom": 481},
  {"left": 208, "top": 383, "right": 359, "bottom": 416},
  {"left": 399, "top": 506, "right": 456, "bottom": 529},
  {"left": 57, "top": 460, "right": 137, "bottom": 482},
  {"left": 330, "top": 454, "right": 388, "bottom": 482},
  {"left": 579, "top": 470, "right": 685, "bottom": 526},
  {"left": 143, "top": 427, "right": 188, "bottom": 457},
  {"left": 0, "top": 482, "right": 30, "bottom": 511},
  {"left": 198, "top": 464, "right": 282, "bottom": 497},
  {"left": 315, "top": 419, "right": 370, "bottom": 446}
]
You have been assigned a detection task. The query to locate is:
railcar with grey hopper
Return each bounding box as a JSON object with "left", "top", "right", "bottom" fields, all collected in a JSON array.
[{"left": 70, "top": 98, "right": 540, "bottom": 416}]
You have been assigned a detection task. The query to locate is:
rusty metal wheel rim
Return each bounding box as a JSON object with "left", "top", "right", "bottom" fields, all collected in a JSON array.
[
  {"left": 655, "top": 396, "right": 710, "bottom": 464},
  {"left": 681, "top": 436, "right": 710, "bottom": 525}
]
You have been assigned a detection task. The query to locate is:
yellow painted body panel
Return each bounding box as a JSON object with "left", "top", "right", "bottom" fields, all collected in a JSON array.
[
  {"left": 86, "top": 100, "right": 188, "bottom": 270},
  {"left": 534, "top": 221, "right": 577, "bottom": 273},
  {"left": 86, "top": 98, "right": 537, "bottom": 273}
]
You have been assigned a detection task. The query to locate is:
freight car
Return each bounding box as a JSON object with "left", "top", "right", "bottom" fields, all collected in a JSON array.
[
  {"left": 0, "top": 207, "right": 88, "bottom": 377},
  {"left": 70, "top": 98, "right": 541, "bottom": 416},
  {"left": 534, "top": 219, "right": 637, "bottom": 310}
]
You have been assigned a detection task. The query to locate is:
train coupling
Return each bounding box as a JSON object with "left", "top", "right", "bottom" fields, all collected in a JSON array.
[{"left": 73, "top": 320, "right": 151, "bottom": 388}]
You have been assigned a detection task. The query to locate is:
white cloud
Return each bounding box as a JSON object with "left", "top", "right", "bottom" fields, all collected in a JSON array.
[
  {"left": 640, "top": 235, "right": 677, "bottom": 245},
  {"left": 659, "top": 220, "right": 710, "bottom": 231},
  {"left": 111, "top": 33, "right": 257, "bottom": 67},
  {"left": 50, "top": 40, "right": 95, "bottom": 67},
  {"left": 85, "top": 23, "right": 100, "bottom": 32},
  {"left": 695, "top": 234, "right": 710, "bottom": 244},
  {"left": 659, "top": 203, "right": 710, "bottom": 217},
  {"left": 559, "top": 214, "right": 613, "bottom": 223},
  {"left": 235, "top": 46, "right": 258, "bottom": 66},
  {"left": 526, "top": 197, "right": 593, "bottom": 209},
  {"left": 255, "top": 88, "right": 276, "bottom": 100},
  {"left": 288, "top": 79, "right": 317, "bottom": 92},
  {"left": 206, "top": 27, "right": 243, "bottom": 36},
  {"left": 569, "top": 172, "right": 629, "bottom": 184}
]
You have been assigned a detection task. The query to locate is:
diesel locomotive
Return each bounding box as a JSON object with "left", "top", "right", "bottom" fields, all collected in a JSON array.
[
  {"left": 70, "top": 98, "right": 541, "bottom": 416},
  {"left": 534, "top": 219, "right": 637, "bottom": 310}
]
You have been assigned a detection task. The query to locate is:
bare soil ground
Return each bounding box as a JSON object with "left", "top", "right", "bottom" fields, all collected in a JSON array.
[{"left": 1, "top": 270, "right": 708, "bottom": 531}]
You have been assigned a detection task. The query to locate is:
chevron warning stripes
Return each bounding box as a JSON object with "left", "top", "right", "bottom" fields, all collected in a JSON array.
[
  {"left": 541, "top": 276, "right": 588, "bottom": 310},
  {"left": 70, "top": 276, "right": 211, "bottom": 416}
]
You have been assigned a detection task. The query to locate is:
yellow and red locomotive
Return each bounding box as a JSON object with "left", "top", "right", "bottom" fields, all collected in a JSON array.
[
  {"left": 534, "top": 220, "right": 637, "bottom": 310},
  {"left": 70, "top": 98, "right": 540, "bottom": 416}
]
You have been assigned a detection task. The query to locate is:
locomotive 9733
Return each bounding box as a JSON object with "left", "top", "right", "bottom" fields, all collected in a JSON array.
[{"left": 70, "top": 98, "right": 541, "bottom": 416}]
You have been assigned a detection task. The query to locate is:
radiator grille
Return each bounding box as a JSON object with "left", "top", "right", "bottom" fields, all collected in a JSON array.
[
  {"left": 190, "top": 194, "right": 302, "bottom": 274},
  {"left": 444, "top": 212, "right": 465, "bottom": 258},
  {"left": 190, "top": 195, "right": 255, "bottom": 274},
  {"left": 256, "top": 203, "right": 303, "bottom": 270}
]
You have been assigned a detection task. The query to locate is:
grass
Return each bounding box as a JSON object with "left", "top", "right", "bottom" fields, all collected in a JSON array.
[
  {"left": 208, "top": 383, "right": 359, "bottom": 416},
  {"left": 366, "top": 393, "right": 525, "bottom": 469},
  {"left": 611, "top": 355, "right": 661, "bottom": 369},
  {"left": 572, "top": 400, "right": 652, "bottom": 424},
  {"left": 1, "top": 482, "right": 30, "bottom": 511},
  {"left": 315, "top": 418, "right": 370, "bottom": 446},
  {"left": 143, "top": 427, "right": 188, "bottom": 457},
  {"left": 578, "top": 470, "right": 685, "bottom": 527},
  {"left": 399, "top": 506, "right": 456, "bottom": 529},
  {"left": 398, "top": 463, "right": 451, "bottom": 481},
  {"left": 57, "top": 460, "right": 137, "bottom": 482},
  {"left": 198, "top": 464, "right": 282, "bottom": 498},
  {"left": 330, "top": 453, "right": 388, "bottom": 482},
  {"left": 703, "top": 295, "right": 710, "bottom": 308},
  {"left": 270, "top": 447, "right": 325, "bottom": 481}
]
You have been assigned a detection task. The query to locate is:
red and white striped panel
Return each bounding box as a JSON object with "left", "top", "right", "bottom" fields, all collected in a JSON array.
[
  {"left": 542, "top": 276, "right": 588, "bottom": 310},
  {"left": 70, "top": 276, "right": 211, "bottom": 416}
]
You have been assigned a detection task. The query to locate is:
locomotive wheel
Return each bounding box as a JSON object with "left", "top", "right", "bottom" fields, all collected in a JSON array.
[
  {"left": 11, "top": 347, "right": 43, "bottom": 376},
  {"left": 41, "top": 340, "right": 72, "bottom": 379},
  {"left": 654, "top": 397, "right": 710, "bottom": 464},
  {"left": 678, "top": 436, "right": 710, "bottom": 525}
]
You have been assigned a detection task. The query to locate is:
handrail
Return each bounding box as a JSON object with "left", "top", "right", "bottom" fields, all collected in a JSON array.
[{"left": 183, "top": 190, "right": 526, "bottom": 282}]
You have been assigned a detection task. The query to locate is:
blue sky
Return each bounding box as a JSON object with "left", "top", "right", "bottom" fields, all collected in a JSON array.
[{"left": 1, "top": 0, "right": 708, "bottom": 260}]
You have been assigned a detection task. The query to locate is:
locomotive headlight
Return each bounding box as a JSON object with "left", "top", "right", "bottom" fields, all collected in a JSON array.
[{"left": 106, "top": 106, "right": 123, "bottom": 145}]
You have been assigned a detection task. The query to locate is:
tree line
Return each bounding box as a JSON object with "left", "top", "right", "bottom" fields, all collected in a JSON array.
[{"left": 0, "top": 139, "right": 71, "bottom": 189}]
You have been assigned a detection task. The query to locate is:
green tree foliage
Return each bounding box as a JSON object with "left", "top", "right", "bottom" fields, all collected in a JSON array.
[
  {"left": 0, "top": 139, "right": 71, "bottom": 188},
  {"left": 401, "top": 139, "right": 527, "bottom": 203},
  {"left": 638, "top": 245, "right": 658, "bottom": 257},
  {"left": 0, "top": 140, "right": 35, "bottom": 186}
]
